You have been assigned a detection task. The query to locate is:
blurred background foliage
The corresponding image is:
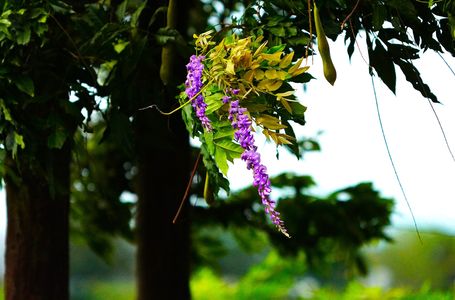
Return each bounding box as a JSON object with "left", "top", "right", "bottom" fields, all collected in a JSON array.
[{"left": 65, "top": 228, "right": 455, "bottom": 300}]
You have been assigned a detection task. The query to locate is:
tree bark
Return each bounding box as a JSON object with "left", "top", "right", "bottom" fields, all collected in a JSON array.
[
  {"left": 135, "top": 108, "right": 191, "bottom": 300},
  {"left": 4, "top": 145, "right": 71, "bottom": 300}
]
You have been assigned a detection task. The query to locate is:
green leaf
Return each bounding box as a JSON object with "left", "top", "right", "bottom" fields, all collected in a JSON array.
[
  {"left": 288, "top": 72, "right": 314, "bottom": 84},
  {"left": 200, "top": 143, "right": 230, "bottom": 195},
  {"left": 16, "top": 26, "right": 31, "bottom": 45},
  {"left": 113, "top": 40, "right": 129, "bottom": 54},
  {"left": 283, "top": 120, "right": 299, "bottom": 159},
  {"left": 14, "top": 75, "right": 35, "bottom": 96},
  {"left": 214, "top": 148, "right": 229, "bottom": 176},
  {"left": 214, "top": 140, "right": 244, "bottom": 156},
  {"left": 97, "top": 60, "right": 117, "bottom": 86},
  {"left": 0, "top": 99, "right": 13, "bottom": 122},
  {"left": 213, "top": 127, "right": 234, "bottom": 141},
  {"left": 181, "top": 100, "right": 195, "bottom": 136},
  {"left": 50, "top": 2, "right": 73, "bottom": 14},
  {"left": 266, "top": 44, "right": 286, "bottom": 54},
  {"left": 14, "top": 132, "right": 24, "bottom": 149},
  {"left": 395, "top": 59, "right": 438, "bottom": 103},
  {"left": 204, "top": 131, "right": 215, "bottom": 155},
  {"left": 6, "top": 131, "right": 25, "bottom": 158},
  {"left": 48, "top": 129, "right": 67, "bottom": 149},
  {"left": 116, "top": 0, "right": 128, "bottom": 21},
  {"left": 288, "top": 102, "right": 306, "bottom": 125},
  {"left": 131, "top": 1, "right": 146, "bottom": 27},
  {"left": 0, "top": 18, "right": 11, "bottom": 27},
  {"left": 204, "top": 92, "right": 224, "bottom": 115},
  {"left": 369, "top": 40, "right": 396, "bottom": 94},
  {"left": 269, "top": 26, "right": 286, "bottom": 37}
]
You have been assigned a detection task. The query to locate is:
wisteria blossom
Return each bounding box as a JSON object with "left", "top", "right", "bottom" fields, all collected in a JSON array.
[
  {"left": 228, "top": 99, "right": 289, "bottom": 237},
  {"left": 185, "top": 55, "right": 212, "bottom": 131}
]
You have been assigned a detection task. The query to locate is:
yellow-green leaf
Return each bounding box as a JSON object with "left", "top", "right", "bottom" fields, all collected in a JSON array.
[
  {"left": 226, "top": 60, "right": 235, "bottom": 75},
  {"left": 261, "top": 51, "right": 282, "bottom": 65},
  {"left": 280, "top": 98, "right": 292, "bottom": 113},
  {"left": 265, "top": 69, "right": 278, "bottom": 79},
  {"left": 278, "top": 135, "right": 293, "bottom": 145},
  {"left": 0, "top": 99, "right": 12, "bottom": 122},
  {"left": 253, "top": 40, "right": 268, "bottom": 57},
  {"left": 257, "top": 79, "right": 283, "bottom": 92},
  {"left": 279, "top": 52, "right": 294, "bottom": 68},
  {"left": 113, "top": 40, "right": 130, "bottom": 53},
  {"left": 277, "top": 70, "right": 287, "bottom": 80},
  {"left": 256, "top": 115, "right": 287, "bottom": 130},
  {"left": 243, "top": 69, "right": 254, "bottom": 82},
  {"left": 254, "top": 69, "right": 265, "bottom": 80},
  {"left": 290, "top": 65, "right": 310, "bottom": 77},
  {"left": 288, "top": 57, "right": 304, "bottom": 74},
  {"left": 276, "top": 91, "right": 294, "bottom": 97}
]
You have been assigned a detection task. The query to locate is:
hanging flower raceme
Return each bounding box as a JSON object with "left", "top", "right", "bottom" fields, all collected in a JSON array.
[
  {"left": 178, "top": 32, "right": 312, "bottom": 237},
  {"left": 185, "top": 55, "right": 212, "bottom": 131},
  {"left": 228, "top": 99, "right": 289, "bottom": 237}
]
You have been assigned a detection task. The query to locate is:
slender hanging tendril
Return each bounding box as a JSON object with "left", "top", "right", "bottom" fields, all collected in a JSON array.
[{"left": 370, "top": 69, "right": 422, "bottom": 243}]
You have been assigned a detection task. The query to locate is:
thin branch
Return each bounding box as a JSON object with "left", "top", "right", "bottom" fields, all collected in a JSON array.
[
  {"left": 349, "top": 19, "right": 369, "bottom": 65},
  {"left": 172, "top": 152, "right": 201, "bottom": 224},
  {"left": 340, "top": 0, "right": 361, "bottom": 29}
]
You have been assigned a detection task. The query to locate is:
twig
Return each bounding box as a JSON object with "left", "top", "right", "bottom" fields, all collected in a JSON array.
[
  {"left": 172, "top": 152, "right": 201, "bottom": 224},
  {"left": 349, "top": 19, "right": 369, "bottom": 65},
  {"left": 139, "top": 79, "right": 213, "bottom": 115},
  {"left": 340, "top": 0, "right": 360, "bottom": 29}
]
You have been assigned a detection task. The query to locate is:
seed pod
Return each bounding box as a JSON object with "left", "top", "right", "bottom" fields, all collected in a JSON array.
[
  {"left": 203, "top": 171, "right": 215, "bottom": 206},
  {"left": 314, "top": 3, "right": 337, "bottom": 85}
]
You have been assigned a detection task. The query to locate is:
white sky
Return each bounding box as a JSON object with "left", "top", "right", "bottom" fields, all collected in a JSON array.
[{"left": 0, "top": 36, "right": 454, "bottom": 269}]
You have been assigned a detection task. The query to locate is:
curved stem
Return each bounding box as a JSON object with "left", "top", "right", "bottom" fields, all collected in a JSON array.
[{"left": 139, "top": 78, "right": 214, "bottom": 115}]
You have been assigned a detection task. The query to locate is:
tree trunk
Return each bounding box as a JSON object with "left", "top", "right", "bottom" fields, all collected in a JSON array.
[
  {"left": 135, "top": 108, "right": 191, "bottom": 300},
  {"left": 4, "top": 145, "right": 71, "bottom": 300},
  {"left": 134, "top": 0, "right": 192, "bottom": 298}
]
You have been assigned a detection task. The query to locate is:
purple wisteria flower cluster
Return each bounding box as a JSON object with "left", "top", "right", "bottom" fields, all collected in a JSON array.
[
  {"left": 228, "top": 99, "right": 289, "bottom": 237},
  {"left": 185, "top": 55, "right": 212, "bottom": 131}
]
